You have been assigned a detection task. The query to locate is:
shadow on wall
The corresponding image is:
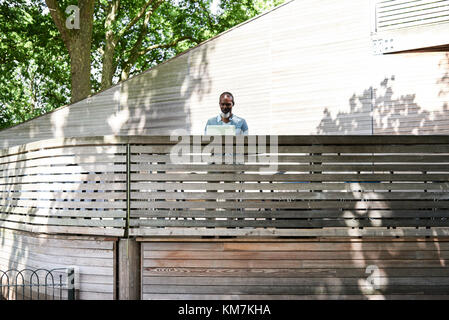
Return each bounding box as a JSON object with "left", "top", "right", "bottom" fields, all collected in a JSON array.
[
  {"left": 317, "top": 76, "right": 449, "bottom": 135},
  {"left": 113, "top": 45, "right": 213, "bottom": 136},
  {"left": 0, "top": 41, "right": 215, "bottom": 299},
  {"left": 342, "top": 192, "right": 447, "bottom": 299},
  {"left": 0, "top": 143, "right": 44, "bottom": 299},
  {"left": 317, "top": 87, "right": 373, "bottom": 135},
  {"left": 315, "top": 60, "right": 449, "bottom": 296},
  {"left": 0, "top": 144, "right": 29, "bottom": 271},
  {"left": 438, "top": 52, "right": 449, "bottom": 112}
]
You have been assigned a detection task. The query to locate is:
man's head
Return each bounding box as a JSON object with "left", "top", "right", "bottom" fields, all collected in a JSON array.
[{"left": 219, "top": 92, "right": 234, "bottom": 118}]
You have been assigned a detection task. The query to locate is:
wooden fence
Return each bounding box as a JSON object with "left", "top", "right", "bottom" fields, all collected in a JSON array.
[{"left": 0, "top": 135, "right": 449, "bottom": 238}]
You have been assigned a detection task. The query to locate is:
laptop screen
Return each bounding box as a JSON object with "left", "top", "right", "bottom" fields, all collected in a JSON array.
[{"left": 206, "top": 125, "right": 236, "bottom": 135}]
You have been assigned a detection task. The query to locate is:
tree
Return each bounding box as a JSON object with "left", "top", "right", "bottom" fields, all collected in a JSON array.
[
  {"left": 0, "top": 0, "right": 285, "bottom": 128},
  {"left": 45, "top": 0, "right": 94, "bottom": 103},
  {"left": 0, "top": 0, "right": 70, "bottom": 129},
  {"left": 46, "top": 0, "right": 286, "bottom": 103}
]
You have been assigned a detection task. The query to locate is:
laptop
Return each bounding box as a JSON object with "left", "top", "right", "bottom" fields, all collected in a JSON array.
[{"left": 206, "top": 125, "right": 236, "bottom": 135}]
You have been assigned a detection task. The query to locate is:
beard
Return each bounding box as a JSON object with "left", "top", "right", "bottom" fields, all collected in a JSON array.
[
  {"left": 221, "top": 111, "right": 231, "bottom": 118},
  {"left": 221, "top": 107, "right": 231, "bottom": 118}
]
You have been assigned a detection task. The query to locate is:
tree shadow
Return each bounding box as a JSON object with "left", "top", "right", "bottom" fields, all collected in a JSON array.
[
  {"left": 110, "top": 43, "right": 213, "bottom": 136},
  {"left": 314, "top": 62, "right": 449, "bottom": 298},
  {"left": 317, "top": 75, "right": 449, "bottom": 135}
]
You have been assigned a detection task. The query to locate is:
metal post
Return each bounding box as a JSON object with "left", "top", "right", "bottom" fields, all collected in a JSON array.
[{"left": 66, "top": 268, "right": 75, "bottom": 300}]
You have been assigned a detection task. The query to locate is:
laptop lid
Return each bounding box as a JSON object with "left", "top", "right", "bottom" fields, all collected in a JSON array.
[{"left": 206, "top": 125, "right": 236, "bottom": 135}]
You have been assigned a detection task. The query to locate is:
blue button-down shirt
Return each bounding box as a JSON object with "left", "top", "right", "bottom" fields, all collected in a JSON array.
[{"left": 204, "top": 114, "right": 249, "bottom": 135}]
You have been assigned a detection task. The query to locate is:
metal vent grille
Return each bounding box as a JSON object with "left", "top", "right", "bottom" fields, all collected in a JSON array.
[{"left": 375, "top": 0, "right": 449, "bottom": 32}]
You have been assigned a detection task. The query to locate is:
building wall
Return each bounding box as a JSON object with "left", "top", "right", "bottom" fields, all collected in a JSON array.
[
  {"left": 141, "top": 240, "right": 449, "bottom": 300},
  {"left": 0, "top": 229, "right": 116, "bottom": 300},
  {"left": 0, "top": 0, "right": 448, "bottom": 147}
]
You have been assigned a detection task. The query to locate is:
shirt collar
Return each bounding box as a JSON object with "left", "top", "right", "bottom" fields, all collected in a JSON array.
[{"left": 217, "top": 114, "right": 234, "bottom": 123}]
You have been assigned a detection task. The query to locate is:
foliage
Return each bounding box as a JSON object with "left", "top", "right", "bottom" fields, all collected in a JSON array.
[
  {"left": 0, "top": 0, "right": 285, "bottom": 129},
  {"left": 0, "top": 0, "right": 70, "bottom": 129}
]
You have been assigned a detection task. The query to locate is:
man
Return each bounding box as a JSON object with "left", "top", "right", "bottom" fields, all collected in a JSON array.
[{"left": 204, "top": 92, "right": 248, "bottom": 135}]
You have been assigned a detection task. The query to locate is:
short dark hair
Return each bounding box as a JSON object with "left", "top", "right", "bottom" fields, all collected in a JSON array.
[{"left": 219, "top": 92, "right": 234, "bottom": 105}]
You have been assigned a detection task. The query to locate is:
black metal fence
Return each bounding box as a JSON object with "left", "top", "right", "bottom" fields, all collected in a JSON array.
[{"left": 0, "top": 268, "right": 75, "bottom": 300}]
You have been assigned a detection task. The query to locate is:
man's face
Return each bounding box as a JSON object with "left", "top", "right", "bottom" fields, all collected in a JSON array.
[{"left": 219, "top": 95, "right": 233, "bottom": 114}]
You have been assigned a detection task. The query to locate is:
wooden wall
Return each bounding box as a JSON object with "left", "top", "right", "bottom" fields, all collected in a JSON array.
[
  {"left": 0, "top": 228, "right": 116, "bottom": 300},
  {"left": 0, "top": 0, "right": 448, "bottom": 147},
  {"left": 140, "top": 239, "right": 449, "bottom": 300},
  {"left": 0, "top": 137, "right": 127, "bottom": 237},
  {"left": 128, "top": 135, "right": 449, "bottom": 238}
]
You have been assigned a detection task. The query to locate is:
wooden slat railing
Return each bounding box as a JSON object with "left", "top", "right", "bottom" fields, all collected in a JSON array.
[
  {"left": 1, "top": 135, "right": 449, "bottom": 237},
  {"left": 0, "top": 137, "right": 127, "bottom": 236}
]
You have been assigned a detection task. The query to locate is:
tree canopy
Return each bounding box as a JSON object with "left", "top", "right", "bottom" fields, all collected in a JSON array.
[{"left": 0, "top": 0, "right": 285, "bottom": 130}]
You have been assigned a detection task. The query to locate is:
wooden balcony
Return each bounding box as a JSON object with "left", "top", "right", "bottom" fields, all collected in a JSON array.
[{"left": 1, "top": 135, "right": 448, "bottom": 239}]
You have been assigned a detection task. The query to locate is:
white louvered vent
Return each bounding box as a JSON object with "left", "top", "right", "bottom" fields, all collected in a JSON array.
[
  {"left": 372, "top": 0, "right": 449, "bottom": 54},
  {"left": 375, "top": 0, "right": 449, "bottom": 32}
]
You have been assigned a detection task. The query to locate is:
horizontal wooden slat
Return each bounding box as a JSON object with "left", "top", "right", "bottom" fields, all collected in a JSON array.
[
  {"left": 0, "top": 220, "right": 124, "bottom": 236},
  {"left": 130, "top": 200, "right": 449, "bottom": 209},
  {"left": 1, "top": 206, "right": 125, "bottom": 218},
  {"left": 0, "top": 213, "right": 125, "bottom": 227},
  {"left": 141, "top": 284, "right": 449, "bottom": 295},
  {"left": 129, "top": 227, "right": 449, "bottom": 237},
  {"left": 0, "top": 183, "right": 126, "bottom": 192},
  {"left": 131, "top": 154, "right": 449, "bottom": 162},
  {"left": 0, "top": 164, "right": 126, "bottom": 176},
  {"left": 142, "top": 267, "right": 449, "bottom": 280},
  {"left": 1, "top": 238, "right": 114, "bottom": 259},
  {"left": 143, "top": 250, "right": 449, "bottom": 260},
  {"left": 142, "top": 276, "right": 449, "bottom": 285},
  {"left": 0, "top": 257, "right": 115, "bottom": 277},
  {"left": 0, "top": 146, "right": 125, "bottom": 165},
  {"left": 0, "top": 228, "right": 115, "bottom": 249},
  {"left": 129, "top": 219, "right": 449, "bottom": 228},
  {"left": 0, "top": 173, "right": 126, "bottom": 184},
  {"left": 134, "top": 135, "right": 449, "bottom": 145},
  {"left": 143, "top": 240, "right": 449, "bottom": 251},
  {"left": 130, "top": 209, "right": 449, "bottom": 219},
  {"left": 131, "top": 144, "right": 449, "bottom": 153},
  {"left": 130, "top": 191, "right": 449, "bottom": 200},
  {"left": 142, "top": 267, "right": 449, "bottom": 278},
  {"left": 0, "top": 155, "right": 126, "bottom": 170},
  {"left": 1, "top": 191, "right": 126, "bottom": 201},
  {"left": 0, "top": 199, "right": 126, "bottom": 209},
  {"left": 0, "top": 249, "right": 114, "bottom": 268},
  {"left": 130, "top": 172, "right": 449, "bottom": 182},
  {"left": 132, "top": 163, "right": 449, "bottom": 172},
  {"left": 142, "top": 258, "right": 449, "bottom": 268},
  {"left": 131, "top": 182, "right": 449, "bottom": 191}
]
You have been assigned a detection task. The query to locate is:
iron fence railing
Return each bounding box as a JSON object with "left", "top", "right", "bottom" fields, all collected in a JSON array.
[{"left": 0, "top": 267, "right": 75, "bottom": 300}]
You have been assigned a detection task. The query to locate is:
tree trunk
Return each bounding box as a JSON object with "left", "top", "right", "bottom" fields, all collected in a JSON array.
[
  {"left": 69, "top": 37, "right": 93, "bottom": 103},
  {"left": 69, "top": 0, "right": 95, "bottom": 103},
  {"left": 100, "top": 0, "right": 120, "bottom": 91},
  {"left": 100, "top": 37, "right": 117, "bottom": 91},
  {"left": 45, "top": 0, "right": 95, "bottom": 104}
]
